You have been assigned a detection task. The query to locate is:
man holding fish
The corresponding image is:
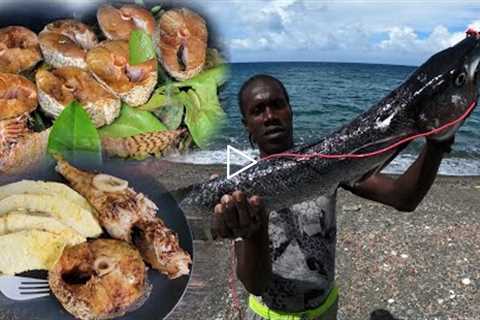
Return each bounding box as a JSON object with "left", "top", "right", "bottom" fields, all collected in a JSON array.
[{"left": 211, "top": 73, "right": 459, "bottom": 320}]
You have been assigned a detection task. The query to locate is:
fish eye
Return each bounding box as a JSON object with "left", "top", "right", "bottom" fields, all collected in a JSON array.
[{"left": 455, "top": 72, "right": 466, "bottom": 87}]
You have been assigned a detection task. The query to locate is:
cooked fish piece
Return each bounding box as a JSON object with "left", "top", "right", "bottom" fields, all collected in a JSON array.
[
  {"left": 0, "top": 128, "right": 49, "bottom": 175},
  {"left": 0, "top": 193, "right": 102, "bottom": 238},
  {"left": 0, "top": 211, "right": 86, "bottom": 246},
  {"left": 0, "top": 73, "right": 37, "bottom": 121},
  {"left": 101, "top": 129, "right": 185, "bottom": 159},
  {"left": 0, "top": 26, "right": 42, "bottom": 74},
  {"left": 41, "top": 19, "right": 97, "bottom": 50},
  {"left": 55, "top": 158, "right": 191, "bottom": 278},
  {"left": 87, "top": 40, "right": 157, "bottom": 106},
  {"left": 36, "top": 67, "right": 121, "bottom": 127},
  {"left": 55, "top": 161, "right": 150, "bottom": 241},
  {"left": 0, "top": 230, "right": 66, "bottom": 275},
  {"left": 97, "top": 4, "right": 155, "bottom": 40},
  {"left": 154, "top": 8, "right": 208, "bottom": 80},
  {"left": 39, "top": 32, "right": 88, "bottom": 69},
  {"left": 0, "top": 180, "right": 92, "bottom": 211},
  {"left": 49, "top": 239, "right": 150, "bottom": 320},
  {"left": 0, "top": 114, "right": 30, "bottom": 156},
  {"left": 0, "top": 73, "right": 37, "bottom": 159},
  {"left": 39, "top": 19, "right": 98, "bottom": 70},
  {"left": 133, "top": 218, "right": 192, "bottom": 279}
]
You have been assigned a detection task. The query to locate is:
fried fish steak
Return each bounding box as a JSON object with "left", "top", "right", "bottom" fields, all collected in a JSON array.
[
  {"left": 36, "top": 67, "right": 121, "bottom": 127},
  {"left": 86, "top": 40, "right": 157, "bottom": 107},
  {"left": 0, "top": 26, "right": 42, "bottom": 74},
  {"left": 49, "top": 239, "right": 150, "bottom": 320},
  {"left": 97, "top": 4, "right": 155, "bottom": 41},
  {"left": 154, "top": 8, "right": 207, "bottom": 80}
]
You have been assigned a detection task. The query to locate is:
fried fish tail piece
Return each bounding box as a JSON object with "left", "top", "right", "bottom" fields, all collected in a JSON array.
[
  {"left": 101, "top": 129, "right": 185, "bottom": 159},
  {"left": 133, "top": 218, "right": 191, "bottom": 279},
  {"left": 55, "top": 158, "right": 191, "bottom": 278}
]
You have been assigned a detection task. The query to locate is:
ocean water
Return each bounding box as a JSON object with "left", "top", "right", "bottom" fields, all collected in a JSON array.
[{"left": 167, "top": 62, "right": 480, "bottom": 176}]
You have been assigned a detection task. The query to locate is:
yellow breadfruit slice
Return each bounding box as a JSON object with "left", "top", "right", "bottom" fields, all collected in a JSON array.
[
  {"left": 0, "top": 194, "right": 102, "bottom": 238},
  {"left": 0, "top": 211, "right": 86, "bottom": 246},
  {"left": 0, "top": 180, "right": 92, "bottom": 211},
  {"left": 0, "top": 230, "right": 66, "bottom": 275}
]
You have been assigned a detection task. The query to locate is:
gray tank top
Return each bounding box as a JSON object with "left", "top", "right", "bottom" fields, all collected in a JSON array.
[{"left": 258, "top": 191, "right": 337, "bottom": 312}]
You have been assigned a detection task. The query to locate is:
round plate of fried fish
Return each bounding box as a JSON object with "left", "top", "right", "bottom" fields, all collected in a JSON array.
[{"left": 0, "top": 157, "right": 193, "bottom": 320}]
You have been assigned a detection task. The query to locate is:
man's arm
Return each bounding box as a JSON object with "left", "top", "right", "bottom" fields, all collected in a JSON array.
[
  {"left": 212, "top": 191, "right": 271, "bottom": 296},
  {"left": 343, "top": 138, "right": 454, "bottom": 212}
]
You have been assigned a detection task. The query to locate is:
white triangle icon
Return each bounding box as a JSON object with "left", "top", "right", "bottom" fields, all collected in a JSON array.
[{"left": 227, "top": 145, "right": 258, "bottom": 179}]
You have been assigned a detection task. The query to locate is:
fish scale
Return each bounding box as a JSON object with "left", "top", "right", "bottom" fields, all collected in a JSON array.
[{"left": 180, "top": 33, "right": 480, "bottom": 215}]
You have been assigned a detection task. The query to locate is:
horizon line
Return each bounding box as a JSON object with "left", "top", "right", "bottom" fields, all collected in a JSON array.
[{"left": 229, "top": 60, "right": 418, "bottom": 68}]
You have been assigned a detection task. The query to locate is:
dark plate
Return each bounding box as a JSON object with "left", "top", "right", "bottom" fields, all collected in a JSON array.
[{"left": 0, "top": 158, "right": 193, "bottom": 320}]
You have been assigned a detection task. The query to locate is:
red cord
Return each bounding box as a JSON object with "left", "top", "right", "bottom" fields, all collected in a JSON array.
[
  {"left": 262, "top": 99, "right": 477, "bottom": 162},
  {"left": 229, "top": 241, "right": 243, "bottom": 320}
]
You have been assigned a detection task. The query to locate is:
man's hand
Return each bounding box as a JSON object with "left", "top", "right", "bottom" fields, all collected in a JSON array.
[{"left": 211, "top": 191, "right": 266, "bottom": 240}]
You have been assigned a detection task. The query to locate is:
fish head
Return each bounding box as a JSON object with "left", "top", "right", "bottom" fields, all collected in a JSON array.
[{"left": 413, "top": 31, "right": 480, "bottom": 133}]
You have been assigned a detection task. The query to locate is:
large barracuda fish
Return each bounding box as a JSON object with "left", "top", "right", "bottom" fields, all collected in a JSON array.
[{"left": 180, "top": 32, "right": 480, "bottom": 213}]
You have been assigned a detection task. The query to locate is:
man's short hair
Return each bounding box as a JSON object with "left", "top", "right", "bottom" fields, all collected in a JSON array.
[{"left": 238, "top": 74, "right": 290, "bottom": 118}]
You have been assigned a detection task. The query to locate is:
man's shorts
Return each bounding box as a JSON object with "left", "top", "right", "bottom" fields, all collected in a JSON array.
[{"left": 245, "top": 287, "right": 338, "bottom": 320}]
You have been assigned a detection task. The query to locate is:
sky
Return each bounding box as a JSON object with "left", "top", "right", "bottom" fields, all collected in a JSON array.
[{"left": 186, "top": 0, "right": 480, "bottom": 66}]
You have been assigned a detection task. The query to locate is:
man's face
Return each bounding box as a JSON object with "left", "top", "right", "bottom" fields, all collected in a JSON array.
[{"left": 242, "top": 80, "right": 293, "bottom": 156}]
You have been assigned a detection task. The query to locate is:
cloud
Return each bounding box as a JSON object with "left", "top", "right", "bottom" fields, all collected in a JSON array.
[
  {"left": 198, "top": 0, "right": 480, "bottom": 64},
  {"left": 378, "top": 25, "right": 464, "bottom": 53}
]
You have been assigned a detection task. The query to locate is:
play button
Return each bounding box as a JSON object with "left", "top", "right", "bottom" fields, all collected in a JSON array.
[{"left": 226, "top": 145, "right": 257, "bottom": 179}]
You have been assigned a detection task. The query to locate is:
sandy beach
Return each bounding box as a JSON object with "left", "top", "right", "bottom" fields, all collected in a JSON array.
[{"left": 152, "top": 161, "right": 480, "bottom": 320}]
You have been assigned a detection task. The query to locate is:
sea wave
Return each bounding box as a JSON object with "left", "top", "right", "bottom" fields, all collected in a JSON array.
[{"left": 165, "top": 149, "right": 480, "bottom": 176}]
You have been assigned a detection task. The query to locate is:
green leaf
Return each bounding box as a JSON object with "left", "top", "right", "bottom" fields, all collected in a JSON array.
[
  {"left": 138, "top": 85, "right": 181, "bottom": 111},
  {"left": 150, "top": 5, "right": 162, "bottom": 14},
  {"left": 174, "top": 64, "right": 229, "bottom": 88},
  {"left": 129, "top": 29, "right": 155, "bottom": 65},
  {"left": 178, "top": 81, "right": 226, "bottom": 149},
  {"left": 47, "top": 101, "right": 102, "bottom": 164},
  {"left": 154, "top": 103, "right": 185, "bottom": 130},
  {"left": 98, "top": 104, "right": 167, "bottom": 138},
  {"left": 139, "top": 64, "right": 229, "bottom": 148}
]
